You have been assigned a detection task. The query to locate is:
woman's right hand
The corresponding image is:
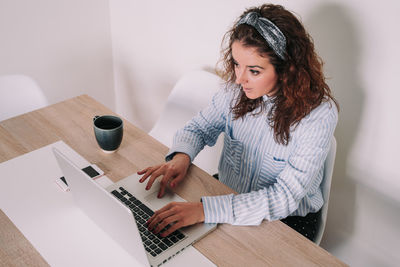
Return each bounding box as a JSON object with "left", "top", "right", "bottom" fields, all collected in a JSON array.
[{"left": 137, "top": 153, "right": 191, "bottom": 198}]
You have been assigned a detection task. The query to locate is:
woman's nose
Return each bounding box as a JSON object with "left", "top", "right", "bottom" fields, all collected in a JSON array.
[{"left": 235, "top": 69, "right": 247, "bottom": 85}]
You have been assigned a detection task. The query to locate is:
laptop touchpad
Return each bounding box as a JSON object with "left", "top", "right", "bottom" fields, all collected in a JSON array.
[{"left": 144, "top": 189, "right": 182, "bottom": 211}]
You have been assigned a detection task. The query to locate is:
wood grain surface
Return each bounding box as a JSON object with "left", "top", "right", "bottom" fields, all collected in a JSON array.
[{"left": 0, "top": 95, "right": 347, "bottom": 267}]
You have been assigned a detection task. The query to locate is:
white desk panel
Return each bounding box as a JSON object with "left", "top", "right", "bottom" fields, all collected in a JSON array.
[{"left": 0, "top": 141, "right": 214, "bottom": 267}]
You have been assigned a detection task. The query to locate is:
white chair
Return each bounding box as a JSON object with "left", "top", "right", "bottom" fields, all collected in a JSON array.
[
  {"left": 149, "top": 70, "right": 224, "bottom": 175},
  {"left": 0, "top": 75, "right": 48, "bottom": 121},
  {"left": 314, "top": 136, "right": 337, "bottom": 245}
]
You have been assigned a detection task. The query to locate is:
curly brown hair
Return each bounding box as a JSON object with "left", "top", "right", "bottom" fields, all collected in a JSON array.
[{"left": 218, "top": 4, "right": 339, "bottom": 145}]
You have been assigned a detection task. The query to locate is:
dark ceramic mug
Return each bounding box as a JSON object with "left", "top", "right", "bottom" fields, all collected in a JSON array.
[{"left": 93, "top": 115, "right": 123, "bottom": 153}]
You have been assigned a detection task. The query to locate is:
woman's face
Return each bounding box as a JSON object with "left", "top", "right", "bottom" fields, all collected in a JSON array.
[{"left": 232, "top": 41, "right": 278, "bottom": 99}]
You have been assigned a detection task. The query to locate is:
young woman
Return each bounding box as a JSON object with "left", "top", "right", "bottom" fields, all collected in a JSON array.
[{"left": 138, "top": 4, "right": 338, "bottom": 241}]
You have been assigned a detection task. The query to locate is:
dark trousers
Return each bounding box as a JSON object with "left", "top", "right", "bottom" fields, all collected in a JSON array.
[{"left": 281, "top": 210, "right": 321, "bottom": 241}]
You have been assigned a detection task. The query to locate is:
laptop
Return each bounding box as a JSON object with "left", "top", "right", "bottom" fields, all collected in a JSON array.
[{"left": 52, "top": 147, "right": 216, "bottom": 267}]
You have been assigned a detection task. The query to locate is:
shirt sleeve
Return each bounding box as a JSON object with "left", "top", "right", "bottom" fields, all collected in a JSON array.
[
  {"left": 201, "top": 101, "right": 338, "bottom": 225},
  {"left": 166, "top": 89, "right": 231, "bottom": 162}
]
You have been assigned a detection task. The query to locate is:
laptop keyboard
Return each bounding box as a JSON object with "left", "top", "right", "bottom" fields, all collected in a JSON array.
[{"left": 111, "top": 187, "right": 186, "bottom": 257}]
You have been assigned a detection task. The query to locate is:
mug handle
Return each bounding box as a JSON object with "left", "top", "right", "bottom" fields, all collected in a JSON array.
[{"left": 93, "top": 115, "right": 100, "bottom": 122}]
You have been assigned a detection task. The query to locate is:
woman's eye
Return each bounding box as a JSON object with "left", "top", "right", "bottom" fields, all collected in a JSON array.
[
  {"left": 233, "top": 62, "right": 239, "bottom": 67},
  {"left": 250, "top": 69, "right": 260, "bottom": 75}
]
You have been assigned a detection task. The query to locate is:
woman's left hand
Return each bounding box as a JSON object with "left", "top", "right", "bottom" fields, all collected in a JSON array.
[{"left": 147, "top": 202, "right": 205, "bottom": 237}]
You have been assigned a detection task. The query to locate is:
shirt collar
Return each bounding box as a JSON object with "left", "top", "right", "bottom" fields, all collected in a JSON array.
[{"left": 262, "top": 94, "right": 275, "bottom": 104}]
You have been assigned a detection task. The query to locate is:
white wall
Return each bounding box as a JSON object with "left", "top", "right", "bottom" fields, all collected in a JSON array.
[
  {"left": 303, "top": 2, "right": 400, "bottom": 265},
  {"left": 109, "top": 0, "right": 238, "bottom": 130},
  {"left": 109, "top": 0, "right": 400, "bottom": 266},
  {"left": 1, "top": 0, "right": 399, "bottom": 266},
  {"left": 0, "top": 0, "right": 115, "bottom": 110}
]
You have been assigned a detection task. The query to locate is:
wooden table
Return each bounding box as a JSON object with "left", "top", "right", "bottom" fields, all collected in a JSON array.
[{"left": 0, "top": 95, "right": 347, "bottom": 267}]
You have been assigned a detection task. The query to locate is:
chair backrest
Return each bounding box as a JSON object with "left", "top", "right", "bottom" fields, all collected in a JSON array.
[
  {"left": 0, "top": 75, "right": 48, "bottom": 121},
  {"left": 149, "top": 70, "right": 224, "bottom": 175},
  {"left": 314, "top": 136, "right": 337, "bottom": 245}
]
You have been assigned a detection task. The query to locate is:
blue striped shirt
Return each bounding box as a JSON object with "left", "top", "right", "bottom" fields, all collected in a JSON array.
[{"left": 166, "top": 87, "right": 338, "bottom": 225}]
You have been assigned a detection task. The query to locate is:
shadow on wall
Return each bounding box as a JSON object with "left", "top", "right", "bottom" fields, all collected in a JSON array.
[
  {"left": 305, "top": 4, "right": 364, "bottom": 249},
  {"left": 114, "top": 62, "right": 175, "bottom": 131},
  {"left": 114, "top": 63, "right": 142, "bottom": 126}
]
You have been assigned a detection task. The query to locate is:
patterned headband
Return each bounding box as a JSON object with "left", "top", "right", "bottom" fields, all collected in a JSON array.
[{"left": 236, "top": 12, "right": 287, "bottom": 60}]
